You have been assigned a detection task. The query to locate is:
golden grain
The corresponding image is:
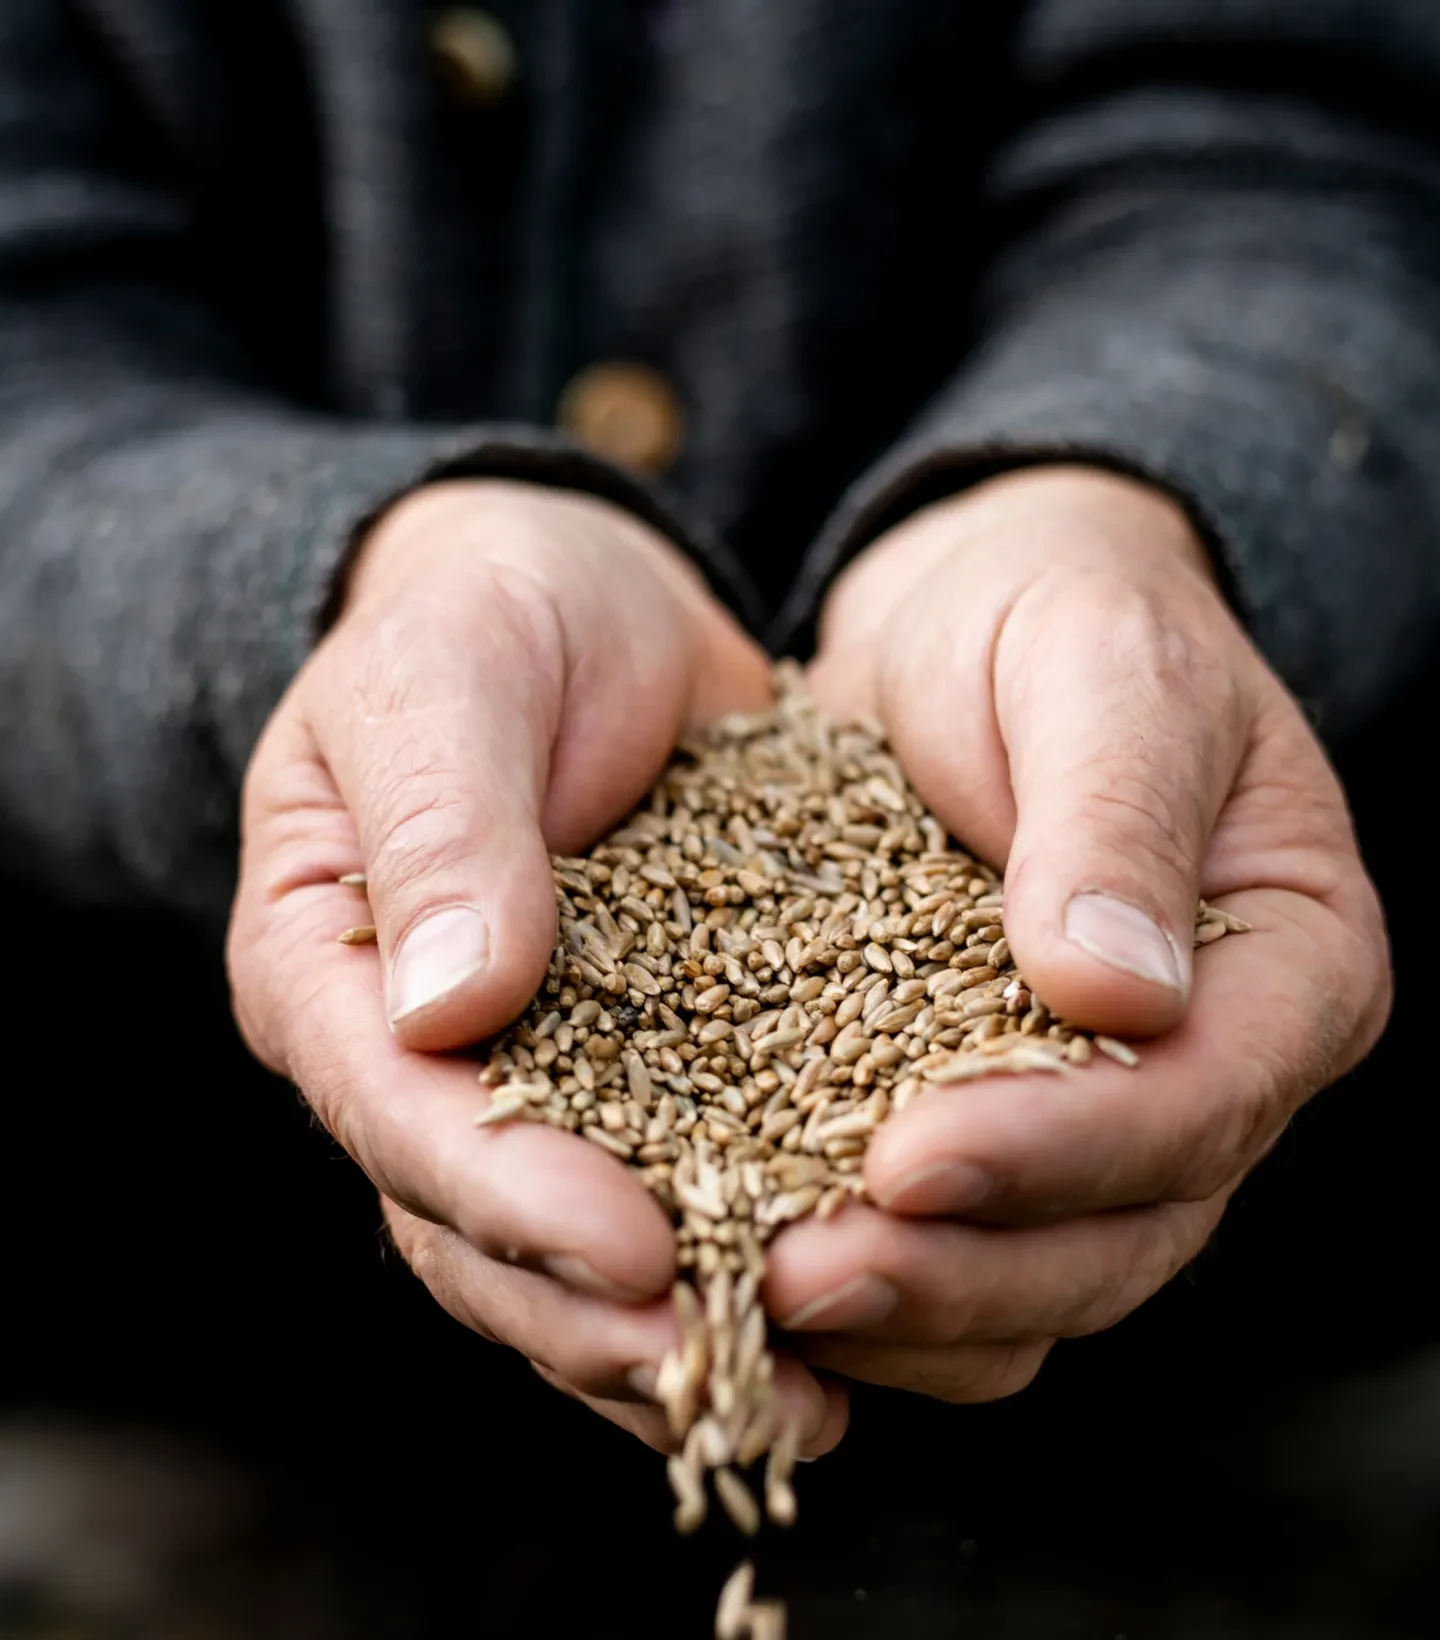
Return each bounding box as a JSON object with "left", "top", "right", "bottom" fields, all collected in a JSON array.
[{"left": 340, "top": 668, "right": 1246, "bottom": 1631}]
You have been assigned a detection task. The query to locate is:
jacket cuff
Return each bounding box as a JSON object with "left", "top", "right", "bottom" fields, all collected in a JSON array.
[
  {"left": 313, "top": 424, "right": 765, "bottom": 637},
  {"left": 225, "top": 419, "right": 764, "bottom": 779},
  {"left": 773, "top": 298, "right": 1439, "bottom": 742}
]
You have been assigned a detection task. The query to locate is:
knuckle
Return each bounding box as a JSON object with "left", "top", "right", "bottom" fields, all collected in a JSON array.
[
  {"left": 1192, "top": 1084, "right": 1283, "bottom": 1201},
  {"left": 1099, "top": 578, "right": 1239, "bottom": 719},
  {"left": 930, "top": 1283, "right": 982, "bottom": 1344},
  {"left": 1017, "top": 577, "right": 1249, "bottom": 873},
  {"left": 381, "top": 1197, "right": 429, "bottom": 1268},
  {"left": 350, "top": 566, "right": 562, "bottom": 725},
  {"left": 1070, "top": 764, "right": 1202, "bottom": 885},
  {"left": 936, "top": 1341, "right": 1050, "bottom": 1404},
  {"left": 1169, "top": 1017, "right": 1312, "bottom": 1204},
  {"left": 1165, "top": 1122, "right": 1260, "bottom": 1207},
  {"left": 1060, "top": 1206, "right": 1212, "bottom": 1338},
  {"left": 1057, "top": 1238, "right": 1152, "bottom": 1337},
  {"left": 366, "top": 773, "right": 478, "bottom": 910},
  {"left": 390, "top": 1209, "right": 508, "bottom": 1347}
]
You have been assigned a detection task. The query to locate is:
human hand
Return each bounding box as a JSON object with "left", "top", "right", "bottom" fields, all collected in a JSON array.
[
  {"left": 763, "top": 465, "right": 1390, "bottom": 1400},
  {"left": 227, "top": 479, "right": 846, "bottom": 1454}
]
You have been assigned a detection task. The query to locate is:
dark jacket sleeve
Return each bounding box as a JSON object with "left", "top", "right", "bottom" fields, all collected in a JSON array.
[
  {"left": 778, "top": 0, "right": 1440, "bottom": 741},
  {"left": 0, "top": 0, "right": 754, "bottom": 918}
]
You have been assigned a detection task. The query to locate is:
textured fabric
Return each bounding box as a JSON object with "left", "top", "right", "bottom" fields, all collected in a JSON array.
[
  {"left": 772, "top": 8, "right": 1440, "bottom": 732},
  {"left": 3, "top": 0, "right": 1440, "bottom": 918}
]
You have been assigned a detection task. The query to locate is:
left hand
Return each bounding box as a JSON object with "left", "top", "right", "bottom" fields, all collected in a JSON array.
[{"left": 761, "top": 465, "right": 1391, "bottom": 1401}]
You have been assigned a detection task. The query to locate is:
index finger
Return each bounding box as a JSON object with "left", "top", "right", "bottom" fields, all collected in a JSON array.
[{"left": 865, "top": 886, "right": 1387, "bottom": 1223}]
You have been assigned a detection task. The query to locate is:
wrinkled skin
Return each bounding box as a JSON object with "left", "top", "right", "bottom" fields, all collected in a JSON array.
[
  {"left": 227, "top": 467, "right": 1389, "bottom": 1445},
  {"left": 765, "top": 466, "right": 1390, "bottom": 1401}
]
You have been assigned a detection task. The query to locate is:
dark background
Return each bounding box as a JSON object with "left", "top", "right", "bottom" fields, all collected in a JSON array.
[{"left": 4, "top": 651, "right": 1439, "bottom": 1639}]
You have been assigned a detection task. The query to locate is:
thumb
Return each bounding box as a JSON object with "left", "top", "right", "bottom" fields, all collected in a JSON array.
[
  {"left": 315, "top": 598, "right": 564, "bottom": 1054},
  {"left": 995, "top": 580, "right": 1244, "bottom": 1038}
]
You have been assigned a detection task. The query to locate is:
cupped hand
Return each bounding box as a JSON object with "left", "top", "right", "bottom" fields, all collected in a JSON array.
[
  {"left": 227, "top": 479, "right": 845, "bottom": 1455},
  {"left": 764, "top": 465, "right": 1390, "bottom": 1401}
]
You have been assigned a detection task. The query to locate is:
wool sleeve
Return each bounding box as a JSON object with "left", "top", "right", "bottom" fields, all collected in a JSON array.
[
  {"left": 779, "top": 0, "right": 1440, "bottom": 741},
  {"left": 0, "top": 0, "right": 752, "bottom": 917}
]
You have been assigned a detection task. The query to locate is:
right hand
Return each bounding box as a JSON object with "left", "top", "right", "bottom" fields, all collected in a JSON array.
[{"left": 226, "top": 479, "right": 847, "bottom": 1455}]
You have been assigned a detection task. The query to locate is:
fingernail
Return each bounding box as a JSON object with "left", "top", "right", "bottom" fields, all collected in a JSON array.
[
  {"left": 541, "top": 1253, "right": 646, "bottom": 1303},
  {"left": 1064, "top": 892, "right": 1187, "bottom": 994},
  {"left": 874, "top": 1159, "right": 993, "bottom": 1215},
  {"left": 781, "top": 1273, "right": 897, "bottom": 1333},
  {"left": 625, "top": 1363, "right": 659, "bottom": 1401},
  {"left": 388, "top": 906, "right": 490, "bottom": 1024}
]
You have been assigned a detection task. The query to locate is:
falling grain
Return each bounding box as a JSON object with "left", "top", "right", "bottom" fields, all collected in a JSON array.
[
  {"left": 715, "top": 1561, "right": 755, "bottom": 1640},
  {"left": 346, "top": 664, "right": 1247, "bottom": 1627},
  {"left": 749, "top": 1602, "right": 789, "bottom": 1640},
  {"left": 715, "top": 1466, "right": 762, "bottom": 1536}
]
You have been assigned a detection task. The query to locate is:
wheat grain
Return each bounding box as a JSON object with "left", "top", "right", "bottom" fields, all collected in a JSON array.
[
  {"left": 339, "top": 664, "right": 1249, "bottom": 1633},
  {"left": 715, "top": 1561, "right": 755, "bottom": 1640},
  {"left": 1094, "top": 1035, "right": 1142, "bottom": 1068}
]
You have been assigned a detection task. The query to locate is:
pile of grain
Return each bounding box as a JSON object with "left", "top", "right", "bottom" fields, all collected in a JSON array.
[{"left": 340, "top": 666, "right": 1247, "bottom": 1637}]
